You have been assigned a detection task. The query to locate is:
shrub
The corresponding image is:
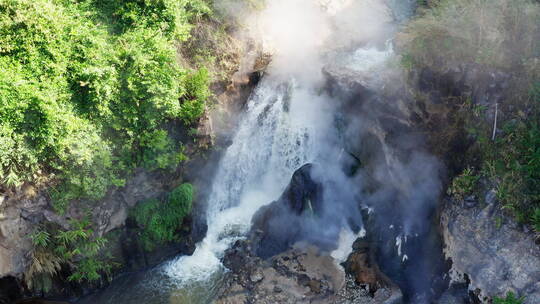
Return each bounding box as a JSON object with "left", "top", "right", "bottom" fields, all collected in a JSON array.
[
  {"left": 494, "top": 292, "right": 525, "bottom": 304},
  {"left": 491, "top": 120, "right": 540, "bottom": 225},
  {"left": 179, "top": 68, "right": 210, "bottom": 124},
  {"left": 0, "top": 125, "right": 39, "bottom": 187},
  {"left": 24, "top": 247, "right": 62, "bottom": 292},
  {"left": 131, "top": 183, "right": 194, "bottom": 250},
  {"left": 112, "top": 28, "right": 184, "bottom": 132},
  {"left": 532, "top": 208, "right": 540, "bottom": 233},
  {"left": 139, "top": 130, "right": 188, "bottom": 170},
  {"left": 92, "top": 0, "right": 210, "bottom": 40},
  {"left": 448, "top": 167, "right": 479, "bottom": 201},
  {"left": 49, "top": 121, "right": 121, "bottom": 213}
]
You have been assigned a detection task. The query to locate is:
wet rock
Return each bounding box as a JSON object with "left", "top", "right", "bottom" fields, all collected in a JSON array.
[
  {"left": 250, "top": 164, "right": 324, "bottom": 258},
  {"left": 435, "top": 284, "right": 469, "bottom": 304},
  {"left": 335, "top": 275, "right": 401, "bottom": 304},
  {"left": 215, "top": 282, "right": 249, "bottom": 304},
  {"left": 342, "top": 238, "right": 403, "bottom": 300},
  {"left": 464, "top": 199, "right": 477, "bottom": 209},
  {"left": 343, "top": 240, "right": 379, "bottom": 289},
  {"left": 250, "top": 270, "right": 264, "bottom": 283},
  {"left": 441, "top": 198, "right": 540, "bottom": 303},
  {"left": 485, "top": 189, "right": 497, "bottom": 205},
  {"left": 218, "top": 242, "right": 344, "bottom": 304},
  {"left": 274, "top": 163, "right": 322, "bottom": 214},
  {"left": 219, "top": 238, "right": 403, "bottom": 304},
  {"left": 464, "top": 195, "right": 476, "bottom": 202},
  {"left": 307, "top": 279, "right": 322, "bottom": 293}
]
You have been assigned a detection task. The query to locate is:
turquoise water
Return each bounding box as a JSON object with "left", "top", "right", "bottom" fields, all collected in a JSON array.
[{"left": 78, "top": 266, "right": 227, "bottom": 304}]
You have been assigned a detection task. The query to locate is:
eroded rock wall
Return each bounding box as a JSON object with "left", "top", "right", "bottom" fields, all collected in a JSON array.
[{"left": 441, "top": 196, "right": 540, "bottom": 303}]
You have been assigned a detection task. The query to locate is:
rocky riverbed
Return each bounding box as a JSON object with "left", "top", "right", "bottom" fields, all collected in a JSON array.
[{"left": 217, "top": 240, "right": 402, "bottom": 304}]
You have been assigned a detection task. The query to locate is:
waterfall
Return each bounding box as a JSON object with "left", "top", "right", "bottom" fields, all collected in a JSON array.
[
  {"left": 163, "top": 0, "right": 412, "bottom": 290},
  {"left": 164, "top": 77, "right": 334, "bottom": 284},
  {"left": 76, "top": 1, "right": 424, "bottom": 303}
]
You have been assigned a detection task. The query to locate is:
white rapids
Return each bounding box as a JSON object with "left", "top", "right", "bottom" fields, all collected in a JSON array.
[{"left": 164, "top": 79, "right": 333, "bottom": 283}]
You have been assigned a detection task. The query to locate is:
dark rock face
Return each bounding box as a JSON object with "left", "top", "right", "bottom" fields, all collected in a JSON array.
[
  {"left": 250, "top": 163, "right": 324, "bottom": 258},
  {"left": 441, "top": 196, "right": 540, "bottom": 303},
  {"left": 324, "top": 56, "right": 449, "bottom": 303},
  {"left": 277, "top": 163, "right": 322, "bottom": 214},
  {"left": 436, "top": 284, "right": 470, "bottom": 304},
  {"left": 14, "top": 300, "right": 69, "bottom": 304},
  {"left": 406, "top": 62, "right": 540, "bottom": 304},
  {"left": 107, "top": 216, "right": 196, "bottom": 273},
  {"left": 411, "top": 65, "right": 513, "bottom": 176},
  {"left": 218, "top": 161, "right": 402, "bottom": 303},
  {"left": 0, "top": 276, "right": 21, "bottom": 304}
]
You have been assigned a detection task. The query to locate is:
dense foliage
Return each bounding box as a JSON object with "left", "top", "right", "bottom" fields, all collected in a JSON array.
[
  {"left": 0, "top": 0, "right": 210, "bottom": 212},
  {"left": 131, "top": 183, "right": 194, "bottom": 250}
]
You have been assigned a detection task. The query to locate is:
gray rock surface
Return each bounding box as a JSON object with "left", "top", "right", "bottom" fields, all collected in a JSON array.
[
  {"left": 217, "top": 241, "right": 401, "bottom": 304},
  {"left": 441, "top": 197, "right": 540, "bottom": 303}
]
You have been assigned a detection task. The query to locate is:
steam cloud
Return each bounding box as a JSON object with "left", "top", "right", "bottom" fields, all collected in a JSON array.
[{"left": 214, "top": 0, "right": 445, "bottom": 301}]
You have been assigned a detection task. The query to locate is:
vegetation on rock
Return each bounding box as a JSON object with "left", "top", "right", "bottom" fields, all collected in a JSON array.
[
  {"left": 447, "top": 167, "right": 478, "bottom": 201},
  {"left": 0, "top": 0, "right": 226, "bottom": 293},
  {"left": 494, "top": 292, "right": 525, "bottom": 304},
  {"left": 131, "top": 183, "right": 194, "bottom": 251},
  {"left": 26, "top": 219, "right": 113, "bottom": 292},
  {"left": 401, "top": 0, "right": 540, "bottom": 232}
]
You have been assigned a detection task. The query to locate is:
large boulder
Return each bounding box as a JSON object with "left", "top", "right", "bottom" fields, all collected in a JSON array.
[
  {"left": 250, "top": 164, "right": 324, "bottom": 258},
  {"left": 342, "top": 239, "right": 400, "bottom": 296},
  {"left": 441, "top": 196, "right": 540, "bottom": 303}
]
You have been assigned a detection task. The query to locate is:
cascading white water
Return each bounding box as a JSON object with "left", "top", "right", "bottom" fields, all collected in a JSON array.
[
  {"left": 164, "top": 0, "right": 412, "bottom": 289},
  {"left": 164, "top": 76, "right": 337, "bottom": 283}
]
